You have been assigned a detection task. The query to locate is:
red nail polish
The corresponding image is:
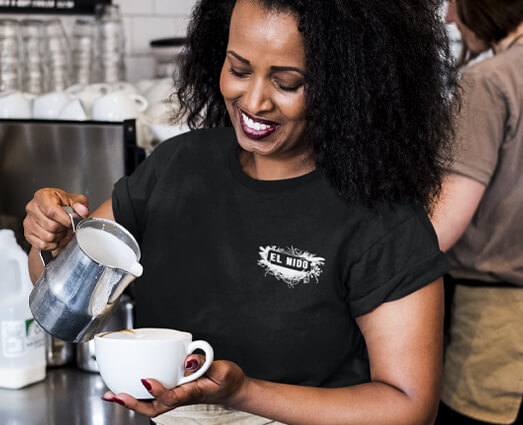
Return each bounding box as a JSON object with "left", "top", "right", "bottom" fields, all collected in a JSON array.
[
  {"left": 112, "top": 397, "right": 126, "bottom": 406},
  {"left": 185, "top": 359, "right": 199, "bottom": 371},
  {"left": 101, "top": 396, "right": 125, "bottom": 406},
  {"left": 141, "top": 379, "right": 152, "bottom": 391}
]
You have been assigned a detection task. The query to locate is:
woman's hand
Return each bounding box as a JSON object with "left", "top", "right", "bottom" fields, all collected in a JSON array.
[
  {"left": 102, "top": 356, "right": 248, "bottom": 418},
  {"left": 23, "top": 187, "right": 89, "bottom": 252}
]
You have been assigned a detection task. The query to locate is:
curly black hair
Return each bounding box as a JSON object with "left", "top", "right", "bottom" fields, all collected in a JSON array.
[{"left": 173, "top": 0, "right": 458, "bottom": 213}]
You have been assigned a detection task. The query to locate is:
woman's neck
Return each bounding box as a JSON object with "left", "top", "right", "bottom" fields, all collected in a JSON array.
[
  {"left": 239, "top": 150, "right": 315, "bottom": 181},
  {"left": 493, "top": 22, "right": 523, "bottom": 54}
]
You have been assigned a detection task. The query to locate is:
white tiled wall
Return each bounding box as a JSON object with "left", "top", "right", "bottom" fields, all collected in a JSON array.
[
  {"left": 112, "top": 0, "right": 196, "bottom": 81},
  {"left": 0, "top": 0, "right": 198, "bottom": 82}
]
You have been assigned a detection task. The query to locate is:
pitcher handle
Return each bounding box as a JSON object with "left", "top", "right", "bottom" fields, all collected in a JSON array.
[
  {"left": 62, "top": 205, "right": 83, "bottom": 231},
  {"left": 40, "top": 206, "right": 84, "bottom": 266}
]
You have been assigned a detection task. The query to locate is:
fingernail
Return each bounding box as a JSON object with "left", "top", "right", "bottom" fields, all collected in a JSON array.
[
  {"left": 185, "top": 359, "right": 199, "bottom": 371},
  {"left": 101, "top": 396, "right": 125, "bottom": 406},
  {"left": 141, "top": 379, "right": 152, "bottom": 391},
  {"left": 112, "top": 397, "right": 126, "bottom": 406}
]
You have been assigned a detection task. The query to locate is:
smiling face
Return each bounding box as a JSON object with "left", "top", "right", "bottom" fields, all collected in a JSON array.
[{"left": 220, "top": 0, "right": 310, "bottom": 177}]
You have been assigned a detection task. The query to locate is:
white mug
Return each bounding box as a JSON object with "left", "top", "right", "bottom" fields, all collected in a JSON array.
[
  {"left": 144, "top": 101, "right": 173, "bottom": 125},
  {"left": 0, "top": 90, "right": 34, "bottom": 119},
  {"left": 144, "top": 78, "right": 174, "bottom": 105},
  {"left": 92, "top": 91, "right": 148, "bottom": 122},
  {"left": 58, "top": 99, "right": 88, "bottom": 121},
  {"left": 94, "top": 328, "right": 214, "bottom": 399},
  {"left": 111, "top": 81, "right": 138, "bottom": 95},
  {"left": 135, "top": 78, "right": 156, "bottom": 95},
  {"left": 66, "top": 83, "right": 111, "bottom": 115},
  {"left": 32, "top": 91, "right": 71, "bottom": 119}
]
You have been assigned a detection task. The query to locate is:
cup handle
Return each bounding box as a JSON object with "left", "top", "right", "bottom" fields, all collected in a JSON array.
[
  {"left": 177, "top": 340, "right": 214, "bottom": 386},
  {"left": 98, "top": 83, "right": 112, "bottom": 94},
  {"left": 130, "top": 94, "right": 148, "bottom": 113},
  {"left": 65, "top": 84, "right": 84, "bottom": 96}
]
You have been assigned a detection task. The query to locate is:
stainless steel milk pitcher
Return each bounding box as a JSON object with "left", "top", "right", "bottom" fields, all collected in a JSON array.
[{"left": 29, "top": 207, "right": 143, "bottom": 343}]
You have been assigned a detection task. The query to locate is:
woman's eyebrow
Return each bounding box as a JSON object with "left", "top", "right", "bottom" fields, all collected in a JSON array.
[
  {"left": 227, "top": 50, "right": 250, "bottom": 64},
  {"left": 270, "top": 65, "right": 305, "bottom": 76},
  {"left": 227, "top": 50, "right": 305, "bottom": 76}
]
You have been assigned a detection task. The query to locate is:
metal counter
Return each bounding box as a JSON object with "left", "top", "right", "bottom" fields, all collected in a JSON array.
[{"left": 0, "top": 367, "right": 150, "bottom": 425}]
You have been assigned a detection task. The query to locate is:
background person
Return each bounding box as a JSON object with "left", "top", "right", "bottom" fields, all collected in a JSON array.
[
  {"left": 24, "top": 1, "right": 458, "bottom": 424},
  {"left": 432, "top": 1, "right": 523, "bottom": 424}
]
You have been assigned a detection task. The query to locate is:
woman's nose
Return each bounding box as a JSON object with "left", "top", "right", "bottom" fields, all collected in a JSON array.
[{"left": 244, "top": 78, "right": 273, "bottom": 114}]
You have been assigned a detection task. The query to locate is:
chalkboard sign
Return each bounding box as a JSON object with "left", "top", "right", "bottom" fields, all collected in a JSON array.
[{"left": 0, "top": 0, "right": 111, "bottom": 15}]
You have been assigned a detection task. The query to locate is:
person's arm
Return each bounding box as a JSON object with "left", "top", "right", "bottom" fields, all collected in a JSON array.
[
  {"left": 106, "top": 279, "right": 444, "bottom": 425},
  {"left": 430, "top": 173, "right": 485, "bottom": 252},
  {"left": 24, "top": 188, "right": 114, "bottom": 283}
]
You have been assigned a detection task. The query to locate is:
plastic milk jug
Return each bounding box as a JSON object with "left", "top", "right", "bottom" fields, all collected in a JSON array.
[{"left": 0, "top": 230, "right": 46, "bottom": 389}]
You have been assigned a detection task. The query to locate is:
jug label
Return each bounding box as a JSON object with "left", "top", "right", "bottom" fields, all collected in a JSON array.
[{"left": 1, "top": 319, "right": 45, "bottom": 358}]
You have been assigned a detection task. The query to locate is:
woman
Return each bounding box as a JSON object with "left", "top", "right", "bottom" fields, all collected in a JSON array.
[
  {"left": 432, "top": 1, "right": 523, "bottom": 424},
  {"left": 24, "top": 0, "right": 457, "bottom": 424}
]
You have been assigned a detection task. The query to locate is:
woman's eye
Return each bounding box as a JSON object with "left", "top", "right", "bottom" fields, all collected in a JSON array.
[
  {"left": 275, "top": 81, "right": 301, "bottom": 92},
  {"left": 229, "top": 68, "right": 249, "bottom": 78}
]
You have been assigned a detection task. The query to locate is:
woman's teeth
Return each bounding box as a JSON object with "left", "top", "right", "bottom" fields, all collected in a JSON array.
[
  {"left": 239, "top": 111, "right": 278, "bottom": 140},
  {"left": 241, "top": 112, "right": 274, "bottom": 131}
]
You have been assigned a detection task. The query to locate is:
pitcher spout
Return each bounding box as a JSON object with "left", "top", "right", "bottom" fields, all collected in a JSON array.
[{"left": 128, "top": 261, "right": 143, "bottom": 277}]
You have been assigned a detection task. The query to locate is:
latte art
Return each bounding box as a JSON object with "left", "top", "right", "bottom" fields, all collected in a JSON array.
[{"left": 98, "top": 328, "right": 191, "bottom": 341}]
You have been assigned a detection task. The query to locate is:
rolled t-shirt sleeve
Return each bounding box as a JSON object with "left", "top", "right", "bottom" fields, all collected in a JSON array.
[
  {"left": 451, "top": 69, "right": 507, "bottom": 185},
  {"left": 347, "top": 209, "right": 449, "bottom": 317}
]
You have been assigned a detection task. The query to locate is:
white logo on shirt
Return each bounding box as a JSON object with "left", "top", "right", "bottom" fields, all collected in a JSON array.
[{"left": 258, "top": 245, "right": 325, "bottom": 288}]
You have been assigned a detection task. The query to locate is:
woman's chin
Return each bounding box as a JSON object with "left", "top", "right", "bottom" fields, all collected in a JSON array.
[{"left": 235, "top": 127, "right": 278, "bottom": 154}]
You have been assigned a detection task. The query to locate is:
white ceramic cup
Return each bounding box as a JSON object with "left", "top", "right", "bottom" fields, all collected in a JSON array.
[
  {"left": 58, "top": 99, "right": 88, "bottom": 121},
  {"left": 32, "top": 91, "right": 71, "bottom": 119},
  {"left": 94, "top": 328, "right": 214, "bottom": 399},
  {"left": 111, "top": 81, "right": 138, "bottom": 95},
  {"left": 144, "top": 78, "right": 173, "bottom": 105},
  {"left": 0, "top": 90, "right": 34, "bottom": 119},
  {"left": 66, "top": 83, "right": 111, "bottom": 115},
  {"left": 144, "top": 101, "right": 172, "bottom": 125},
  {"left": 135, "top": 78, "right": 156, "bottom": 95},
  {"left": 92, "top": 91, "right": 148, "bottom": 122}
]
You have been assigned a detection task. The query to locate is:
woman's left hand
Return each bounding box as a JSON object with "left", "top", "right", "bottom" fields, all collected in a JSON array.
[{"left": 102, "top": 355, "right": 247, "bottom": 417}]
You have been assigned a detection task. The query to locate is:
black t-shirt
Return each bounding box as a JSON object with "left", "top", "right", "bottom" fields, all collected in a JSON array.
[{"left": 112, "top": 127, "right": 448, "bottom": 388}]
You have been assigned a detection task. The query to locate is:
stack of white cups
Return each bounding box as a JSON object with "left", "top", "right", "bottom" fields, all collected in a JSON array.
[
  {"left": 95, "top": 4, "right": 126, "bottom": 83},
  {"left": 0, "top": 19, "right": 22, "bottom": 92},
  {"left": 44, "top": 19, "right": 70, "bottom": 92},
  {"left": 21, "top": 19, "right": 46, "bottom": 95},
  {"left": 71, "top": 18, "right": 95, "bottom": 85}
]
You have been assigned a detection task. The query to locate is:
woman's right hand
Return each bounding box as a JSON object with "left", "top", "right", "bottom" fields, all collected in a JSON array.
[{"left": 23, "top": 188, "right": 89, "bottom": 252}]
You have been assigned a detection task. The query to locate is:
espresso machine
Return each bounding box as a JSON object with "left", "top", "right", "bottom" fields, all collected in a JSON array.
[{"left": 0, "top": 118, "right": 143, "bottom": 220}]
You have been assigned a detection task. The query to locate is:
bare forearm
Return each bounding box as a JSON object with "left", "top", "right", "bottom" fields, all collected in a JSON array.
[
  {"left": 431, "top": 173, "right": 485, "bottom": 252},
  {"left": 230, "top": 378, "right": 437, "bottom": 425},
  {"left": 229, "top": 283, "right": 443, "bottom": 425}
]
